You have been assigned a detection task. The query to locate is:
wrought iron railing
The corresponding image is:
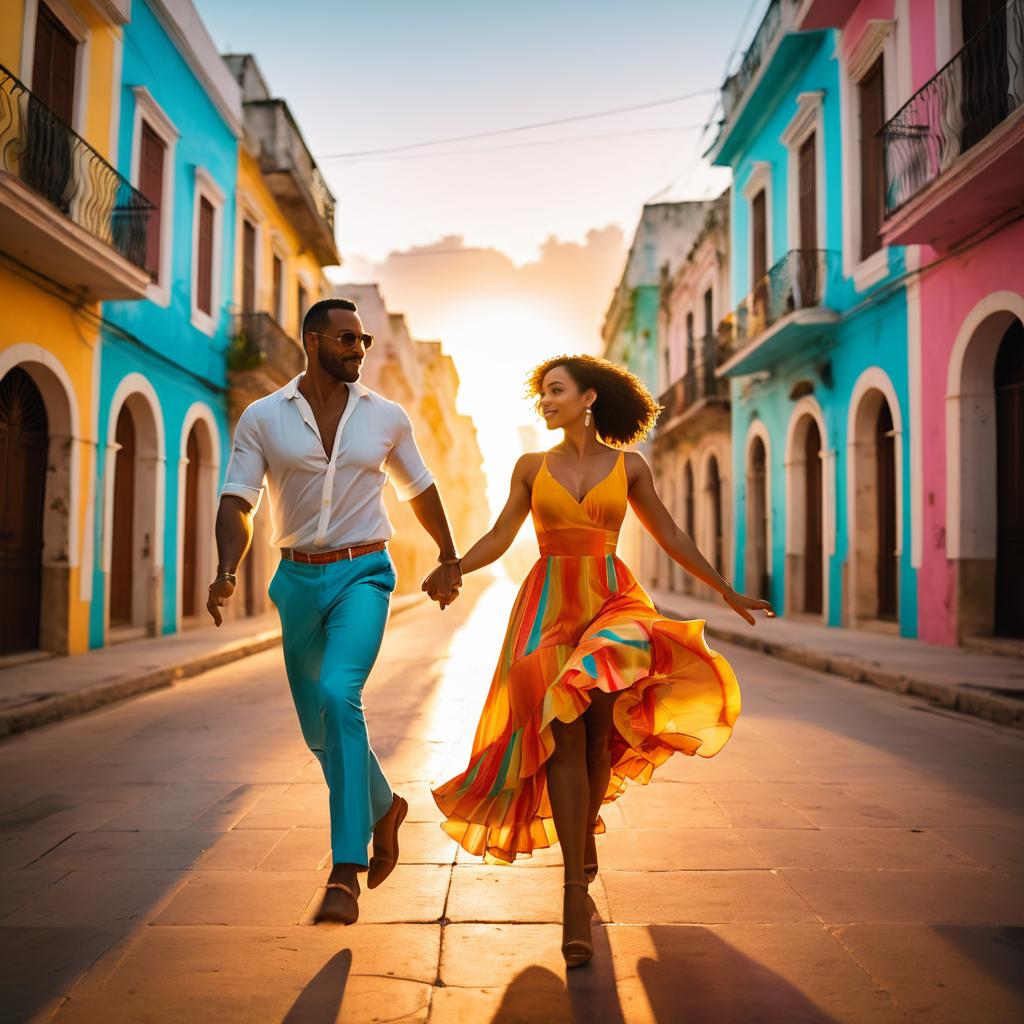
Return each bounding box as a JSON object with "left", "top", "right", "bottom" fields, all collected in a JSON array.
[
  {"left": 0, "top": 63, "right": 152, "bottom": 270},
  {"left": 723, "top": 249, "right": 836, "bottom": 352},
  {"left": 228, "top": 312, "right": 306, "bottom": 379},
  {"left": 658, "top": 335, "right": 726, "bottom": 427},
  {"left": 882, "top": 0, "right": 1024, "bottom": 215},
  {"left": 721, "top": 0, "right": 797, "bottom": 120}
]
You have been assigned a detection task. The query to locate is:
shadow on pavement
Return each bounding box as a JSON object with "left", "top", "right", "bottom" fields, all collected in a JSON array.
[
  {"left": 281, "top": 948, "right": 351, "bottom": 1023},
  {"left": 638, "top": 925, "right": 841, "bottom": 1023}
]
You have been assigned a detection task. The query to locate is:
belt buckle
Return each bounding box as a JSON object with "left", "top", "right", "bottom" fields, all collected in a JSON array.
[{"left": 347, "top": 546, "right": 354, "bottom": 561}]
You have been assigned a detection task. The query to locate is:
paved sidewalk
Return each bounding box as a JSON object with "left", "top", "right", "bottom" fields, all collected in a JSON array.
[
  {"left": 650, "top": 588, "right": 1024, "bottom": 729},
  {"left": 0, "top": 594, "right": 423, "bottom": 741},
  {"left": 1, "top": 576, "right": 1021, "bottom": 1023}
]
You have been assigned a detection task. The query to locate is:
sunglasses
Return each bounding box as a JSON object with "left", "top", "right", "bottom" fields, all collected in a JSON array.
[{"left": 311, "top": 330, "right": 374, "bottom": 349}]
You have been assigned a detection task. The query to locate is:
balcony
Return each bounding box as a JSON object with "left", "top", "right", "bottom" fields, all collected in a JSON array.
[
  {"left": 0, "top": 64, "right": 153, "bottom": 300},
  {"left": 717, "top": 249, "right": 839, "bottom": 377},
  {"left": 881, "top": 0, "right": 1024, "bottom": 250},
  {"left": 656, "top": 338, "right": 728, "bottom": 442},
  {"left": 709, "top": 0, "right": 822, "bottom": 165},
  {"left": 792, "top": 0, "right": 858, "bottom": 30},
  {"left": 244, "top": 99, "right": 339, "bottom": 266},
  {"left": 227, "top": 312, "right": 306, "bottom": 416}
]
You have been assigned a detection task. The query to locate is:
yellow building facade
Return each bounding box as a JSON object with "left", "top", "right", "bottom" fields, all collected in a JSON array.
[{"left": 1, "top": 0, "right": 151, "bottom": 655}]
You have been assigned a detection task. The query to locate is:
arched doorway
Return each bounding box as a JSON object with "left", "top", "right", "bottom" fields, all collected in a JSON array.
[
  {"left": 786, "top": 405, "right": 827, "bottom": 618},
  {"left": 0, "top": 368, "right": 49, "bottom": 654},
  {"left": 683, "top": 460, "right": 695, "bottom": 594},
  {"left": 849, "top": 382, "right": 901, "bottom": 626},
  {"left": 706, "top": 455, "right": 724, "bottom": 573},
  {"left": 104, "top": 382, "right": 164, "bottom": 640},
  {"left": 804, "top": 420, "right": 823, "bottom": 615},
  {"left": 178, "top": 412, "right": 219, "bottom": 625},
  {"left": 109, "top": 406, "right": 136, "bottom": 627},
  {"left": 746, "top": 434, "right": 770, "bottom": 600},
  {"left": 994, "top": 320, "right": 1024, "bottom": 636}
]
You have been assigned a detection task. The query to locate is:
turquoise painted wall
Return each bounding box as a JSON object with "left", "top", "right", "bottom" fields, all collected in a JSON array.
[
  {"left": 723, "top": 28, "right": 917, "bottom": 636},
  {"left": 93, "top": 0, "right": 237, "bottom": 645}
]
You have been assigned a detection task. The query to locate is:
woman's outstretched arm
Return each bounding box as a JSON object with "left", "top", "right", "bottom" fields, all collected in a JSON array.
[
  {"left": 625, "top": 452, "right": 774, "bottom": 625},
  {"left": 422, "top": 454, "right": 538, "bottom": 597}
]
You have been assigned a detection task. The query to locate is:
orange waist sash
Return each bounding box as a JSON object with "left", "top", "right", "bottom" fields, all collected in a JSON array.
[{"left": 536, "top": 527, "right": 619, "bottom": 557}]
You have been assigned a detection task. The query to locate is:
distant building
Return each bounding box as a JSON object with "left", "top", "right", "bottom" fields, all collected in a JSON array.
[{"left": 335, "top": 284, "right": 488, "bottom": 593}]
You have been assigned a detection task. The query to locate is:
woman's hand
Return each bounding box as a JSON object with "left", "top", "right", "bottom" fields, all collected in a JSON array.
[
  {"left": 722, "top": 587, "right": 775, "bottom": 626},
  {"left": 422, "top": 563, "right": 462, "bottom": 610}
]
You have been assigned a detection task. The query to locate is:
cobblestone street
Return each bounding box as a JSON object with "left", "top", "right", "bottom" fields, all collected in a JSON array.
[{"left": 1, "top": 576, "right": 1022, "bottom": 1023}]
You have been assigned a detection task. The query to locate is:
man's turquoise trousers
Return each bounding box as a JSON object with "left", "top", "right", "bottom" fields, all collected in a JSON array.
[{"left": 268, "top": 549, "right": 396, "bottom": 866}]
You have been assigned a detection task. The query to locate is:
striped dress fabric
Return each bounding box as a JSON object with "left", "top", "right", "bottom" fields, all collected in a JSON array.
[{"left": 431, "top": 451, "right": 741, "bottom": 864}]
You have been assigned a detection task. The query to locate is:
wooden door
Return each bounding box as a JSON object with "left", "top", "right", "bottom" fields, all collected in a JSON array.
[
  {"left": 803, "top": 419, "right": 823, "bottom": 615},
  {"left": 110, "top": 406, "right": 136, "bottom": 627},
  {"left": 797, "top": 131, "right": 819, "bottom": 305},
  {"left": 0, "top": 368, "right": 48, "bottom": 655},
  {"left": 182, "top": 428, "right": 200, "bottom": 618},
  {"left": 241, "top": 219, "right": 257, "bottom": 313},
  {"left": 751, "top": 189, "right": 768, "bottom": 326},
  {"left": 196, "top": 197, "right": 215, "bottom": 316},
  {"left": 750, "top": 437, "right": 769, "bottom": 600},
  {"left": 994, "top": 320, "right": 1024, "bottom": 637},
  {"left": 875, "top": 401, "right": 898, "bottom": 621},
  {"left": 27, "top": 4, "right": 76, "bottom": 208},
  {"left": 858, "top": 57, "right": 885, "bottom": 260},
  {"left": 684, "top": 461, "right": 695, "bottom": 537},
  {"left": 708, "top": 457, "right": 723, "bottom": 573},
  {"left": 272, "top": 254, "right": 283, "bottom": 323},
  {"left": 961, "top": 0, "right": 1008, "bottom": 151}
]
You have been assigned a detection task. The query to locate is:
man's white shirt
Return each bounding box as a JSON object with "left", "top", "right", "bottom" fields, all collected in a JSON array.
[{"left": 220, "top": 375, "right": 434, "bottom": 550}]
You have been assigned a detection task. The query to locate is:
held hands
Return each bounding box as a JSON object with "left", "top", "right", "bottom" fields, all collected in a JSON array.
[
  {"left": 206, "top": 573, "right": 236, "bottom": 627},
  {"left": 722, "top": 586, "right": 775, "bottom": 626},
  {"left": 421, "top": 561, "right": 463, "bottom": 610}
]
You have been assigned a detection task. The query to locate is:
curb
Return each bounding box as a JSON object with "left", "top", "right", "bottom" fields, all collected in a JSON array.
[
  {"left": 0, "top": 592, "right": 426, "bottom": 742},
  {"left": 655, "top": 601, "right": 1024, "bottom": 731}
]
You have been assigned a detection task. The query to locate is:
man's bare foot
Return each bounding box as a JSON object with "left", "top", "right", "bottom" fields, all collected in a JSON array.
[{"left": 317, "top": 864, "right": 360, "bottom": 924}]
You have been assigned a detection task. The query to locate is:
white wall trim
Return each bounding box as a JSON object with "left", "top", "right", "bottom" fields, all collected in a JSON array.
[
  {"left": 781, "top": 90, "right": 826, "bottom": 252},
  {"left": 945, "top": 290, "right": 1024, "bottom": 560},
  {"left": 190, "top": 166, "right": 226, "bottom": 336},
  {"left": 129, "top": 86, "right": 179, "bottom": 308}
]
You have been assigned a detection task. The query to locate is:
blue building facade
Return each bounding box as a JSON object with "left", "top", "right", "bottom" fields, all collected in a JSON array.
[
  {"left": 93, "top": 0, "right": 241, "bottom": 646},
  {"left": 710, "top": 0, "right": 917, "bottom": 636}
]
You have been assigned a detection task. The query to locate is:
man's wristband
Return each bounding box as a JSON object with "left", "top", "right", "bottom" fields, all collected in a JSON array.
[
  {"left": 211, "top": 571, "right": 237, "bottom": 587},
  {"left": 439, "top": 556, "right": 462, "bottom": 568}
]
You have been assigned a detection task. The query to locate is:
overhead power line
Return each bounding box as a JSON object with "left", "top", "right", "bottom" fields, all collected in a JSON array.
[
  {"left": 334, "top": 122, "right": 709, "bottom": 166},
  {"left": 316, "top": 87, "right": 718, "bottom": 160}
]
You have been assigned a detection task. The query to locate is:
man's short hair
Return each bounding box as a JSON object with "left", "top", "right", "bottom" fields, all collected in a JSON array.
[{"left": 302, "top": 298, "right": 358, "bottom": 345}]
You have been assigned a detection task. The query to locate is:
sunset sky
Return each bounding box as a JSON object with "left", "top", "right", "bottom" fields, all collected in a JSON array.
[{"left": 198, "top": 0, "right": 760, "bottom": 508}]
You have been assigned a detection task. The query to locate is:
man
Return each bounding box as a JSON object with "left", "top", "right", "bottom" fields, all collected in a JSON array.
[{"left": 208, "top": 297, "right": 462, "bottom": 924}]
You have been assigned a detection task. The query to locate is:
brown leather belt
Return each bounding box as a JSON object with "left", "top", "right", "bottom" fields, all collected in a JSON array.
[{"left": 280, "top": 541, "right": 386, "bottom": 564}]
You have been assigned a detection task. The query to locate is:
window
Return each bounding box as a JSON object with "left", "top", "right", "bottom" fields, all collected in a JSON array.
[
  {"left": 858, "top": 57, "right": 885, "bottom": 260},
  {"left": 685, "top": 312, "right": 695, "bottom": 372},
  {"left": 196, "top": 197, "right": 214, "bottom": 316},
  {"left": 191, "top": 167, "right": 225, "bottom": 334},
  {"left": 297, "top": 283, "right": 308, "bottom": 336},
  {"left": 130, "top": 88, "right": 178, "bottom": 305},
  {"left": 32, "top": 4, "right": 77, "bottom": 124},
  {"left": 272, "top": 254, "right": 283, "bottom": 323},
  {"left": 139, "top": 123, "right": 165, "bottom": 280},
  {"left": 751, "top": 190, "right": 768, "bottom": 283},
  {"left": 241, "top": 219, "right": 257, "bottom": 313}
]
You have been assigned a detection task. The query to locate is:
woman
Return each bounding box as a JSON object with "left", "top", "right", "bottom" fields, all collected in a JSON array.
[{"left": 424, "top": 355, "right": 773, "bottom": 967}]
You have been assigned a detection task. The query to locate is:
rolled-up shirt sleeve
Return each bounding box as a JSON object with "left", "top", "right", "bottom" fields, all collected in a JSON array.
[
  {"left": 386, "top": 404, "right": 434, "bottom": 501},
  {"left": 220, "top": 405, "right": 267, "bottom": 510}
]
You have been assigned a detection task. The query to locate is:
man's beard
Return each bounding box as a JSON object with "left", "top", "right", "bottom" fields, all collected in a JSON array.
[{"left": 317, "top": 346, "right": 359, "bottom": 382}]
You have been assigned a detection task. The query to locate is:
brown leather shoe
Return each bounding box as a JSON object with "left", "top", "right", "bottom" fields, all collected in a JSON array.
[{"left": 367, "top": 794, "right": 408, "bottom": 889}]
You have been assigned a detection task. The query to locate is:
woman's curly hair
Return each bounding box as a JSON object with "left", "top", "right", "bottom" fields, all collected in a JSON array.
[{"left": 526, "top": 354, "right": 661, "bottom": 447}]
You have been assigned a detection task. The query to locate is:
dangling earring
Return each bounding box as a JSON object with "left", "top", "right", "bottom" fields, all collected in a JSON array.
[{"left": 584, "top": 406, "right": 592, "bottom": 428}]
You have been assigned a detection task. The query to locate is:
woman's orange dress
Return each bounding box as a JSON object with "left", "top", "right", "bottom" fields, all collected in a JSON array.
[{"left": 431, "top": 451, "right": 741, "bottom": 864}]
